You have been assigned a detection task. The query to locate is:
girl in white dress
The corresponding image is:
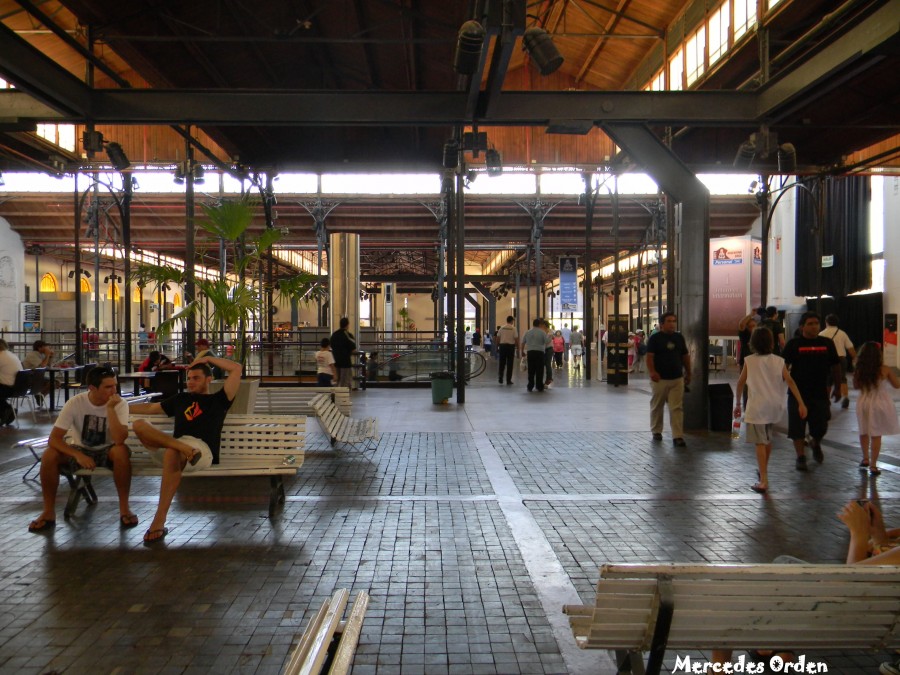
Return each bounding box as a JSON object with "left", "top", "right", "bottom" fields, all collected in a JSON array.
[
  {"left": 734, "top": 327, "right": 807, "bottom": 494},
  {"left": 853, "top": 341, "right": 900, "bottom": 476}
]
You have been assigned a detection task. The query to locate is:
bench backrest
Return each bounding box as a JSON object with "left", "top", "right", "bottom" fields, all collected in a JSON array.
[
  {"left": 129, "top": 414, "right": 305, "bottom": 462},
  {"left": 254, "top": 387, "right": 351, "bottom": 416},
  {"left": 571, "top": 563, "right": 900, "bottom": 652}
]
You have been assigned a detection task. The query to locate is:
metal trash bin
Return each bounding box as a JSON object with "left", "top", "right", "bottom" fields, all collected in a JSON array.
[
  {"left": 430, "top": 371, "right": 454, "bottom": 404},
  {"left": 708, "top": 383, "right": 734, "bottom": 432}
]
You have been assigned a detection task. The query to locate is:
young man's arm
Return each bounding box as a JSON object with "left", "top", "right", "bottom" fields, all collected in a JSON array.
[
  {"left": 106, "top": 394, "right": 129, "bottom": 445},
  {"left": 129, "top": 401, "right": 165, "bottom": 415},
  {"left": 48, "top": 426, "right": 96, "bottom": 468},
  {"left": 198, "top": 355, "right": 243, "bottom": 400}
]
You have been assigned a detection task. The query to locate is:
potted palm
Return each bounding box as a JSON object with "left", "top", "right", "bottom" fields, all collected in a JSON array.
[{"left": 131, "top": 195, "right": 317, "bottom": 411}]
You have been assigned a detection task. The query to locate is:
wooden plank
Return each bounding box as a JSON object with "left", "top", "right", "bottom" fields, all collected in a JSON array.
[
  {"left": 297, "top": 589, "right": 349, "bottom": 675},
  {"left": 328, "top": 591, "right": 370, "bottom": 675},
  {"left": 601, "top": 563, "right": 900, "bottom": 581}
]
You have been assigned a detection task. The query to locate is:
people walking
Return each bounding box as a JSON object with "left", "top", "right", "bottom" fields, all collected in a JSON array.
[
  {"left": 523, "top": 319, "right": 550, "bottom": 393},
  {"left": 819, "top": 313, "right": 857, "bottom": 409},
  {"left": 852, "top": 341, "right": 900, "bottom": 476},
  {"left": 552, "top": 330, "right": 565, "bottom": 369},
  {"left": 561, "top": 323, "right": 572, "bottom": 363},
  {"left": 760, "top": 306, "right": 786, "bottom": 355},
  {"left": 645, "top": 312, "right": 691, "bottom": 447},
  {"left": 782, "top": 311, "right": 842, "bottom": 470},
  {"left": 734, "top": 327, "right": 807, "bottom": 494},
  {"left": 496, "top": 316, "right": 519, "bottom": 385},
  {"left": 570, "top": 326, "right": 584, "bottom": 370}
]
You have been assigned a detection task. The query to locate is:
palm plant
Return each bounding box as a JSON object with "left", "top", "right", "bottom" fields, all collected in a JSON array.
[{"left": 131, "top": 196, "right": 317, "bottom": 365}]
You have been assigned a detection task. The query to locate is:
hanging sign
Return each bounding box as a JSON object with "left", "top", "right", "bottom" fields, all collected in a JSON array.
[{"left": 559, "top": 257, "right": 578, "bottom": 310}]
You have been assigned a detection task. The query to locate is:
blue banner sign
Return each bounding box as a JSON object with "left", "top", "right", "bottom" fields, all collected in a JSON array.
[{"left": 559, "top": 257, "right": 578, "bottom": 310}]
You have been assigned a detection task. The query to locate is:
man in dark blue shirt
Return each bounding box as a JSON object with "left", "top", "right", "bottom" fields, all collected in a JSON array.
[{"left": 645, "top": 312, "right": 692, "bottom": 447}]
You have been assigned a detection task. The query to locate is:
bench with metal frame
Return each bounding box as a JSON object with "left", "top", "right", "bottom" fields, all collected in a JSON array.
[
  {"left": 308, "top": 393, "right": 376, "bottom": 450},
  {"left": 564, "top": 563, "right": 900, "bottom": 675},
  {"left": 254, "top": 386, "right": 352, "bottom": 417}
]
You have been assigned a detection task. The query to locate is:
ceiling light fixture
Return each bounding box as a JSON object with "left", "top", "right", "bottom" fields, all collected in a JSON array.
[
  {"left": 485, "top": 148, "right": 503, "bottom": 177},
  {"left": 105, "top": 142, "right": 130, "bottom": 171},
  {"left": 454, "top": 20, "right": 486, "bottom": 75},
  {"left": 523, "top": 27, "right": 563, "bottom": 76}
]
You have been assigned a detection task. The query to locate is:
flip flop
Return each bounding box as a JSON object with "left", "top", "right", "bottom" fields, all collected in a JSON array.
[
  {"left": 28, "top": 517, "right": 56, "bottom": 533},
  {"left": 751, "top": 483, "right": 768, "bottom": 494},
  {"left": 859, "top": 460, "right": 870, "bottom": 470},
  {"left": 143, "top": 527, "right": 168, "bottom": 544},
  {"left": 870, "top": 468, "right": 882, "bottom": 476},
  {"left": 120, "top": 513, "right": 139, "bottom": 529}
]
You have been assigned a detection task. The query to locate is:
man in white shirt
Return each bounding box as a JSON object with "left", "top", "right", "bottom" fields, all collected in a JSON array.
[
  {"left": 28, "top": 366, "right": 135, "bottom": 532},
  {"left": 0, "top": 339, "right": 23, "bottom": 422},
  {"left": 561, "top": 324, "right": 572, "bottom": 363},
  {"left": 819, "top": 313, "right": 857, "bottom": 409}
]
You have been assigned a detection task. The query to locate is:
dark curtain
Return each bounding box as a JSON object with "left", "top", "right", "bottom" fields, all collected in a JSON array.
[
  {"left": 795, "top": 176, "right": 871, "bottom": 297},
  {"left": 806, "top": 293, "right": 882, "bottom": 348}
]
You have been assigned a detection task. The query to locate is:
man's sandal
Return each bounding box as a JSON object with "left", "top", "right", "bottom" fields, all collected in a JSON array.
[
  {"left": 143, "top": 528, "right": 168, "bottom": 544},
  {"left": 120, "top": 513, "right": 139, "bottom": 529},
  {"left": 28, "top": 517, "right": 56, "bottom": 532}
]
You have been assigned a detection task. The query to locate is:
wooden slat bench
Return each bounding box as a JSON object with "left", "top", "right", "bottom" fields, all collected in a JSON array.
[
  {"left": 308, "top": 393, "right": 377, "bottom": 450},
  {"left": 255, "top": 387, "right": 351, "bottom": 417},
  {"left": 16, "top": 392, "right": 162, "bottom": 482},
  {"left": 564, "top": 563, "right": 900, "bottom": 675},
  {"left": 62, "top": 414, "right": 305, "bottom": 519},
  {"left": 283, "top": 588, "right": 369, "bottom": 675}
]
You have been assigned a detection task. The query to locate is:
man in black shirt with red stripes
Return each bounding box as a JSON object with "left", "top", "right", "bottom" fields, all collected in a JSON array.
[{"left": 782, "top": 311, "right": 842, "bottom": 471}]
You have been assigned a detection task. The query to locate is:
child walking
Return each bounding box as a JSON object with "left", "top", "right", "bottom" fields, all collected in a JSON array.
[
  {"left": 853, "top": 341, "right": 900, "bottom": 476},
  {"left": 734, "top": 327, "right": 807, "bottom": 494}
]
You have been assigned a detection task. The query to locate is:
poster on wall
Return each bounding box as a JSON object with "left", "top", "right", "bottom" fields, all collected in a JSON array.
[
  {"left": 885, "top": 314, "right": 897, "bottom": 368},
  {"left": 750, "top": 238, "right": 762, "bottom": 309},
  {"left": 709, "top": 237, "right": 751, "bottom": 338},
  {"left": 559, "top": 257, "right": 578, "bottom": 310}
]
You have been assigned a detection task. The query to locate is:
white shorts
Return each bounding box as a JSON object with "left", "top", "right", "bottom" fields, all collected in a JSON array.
[
  {"left": 145, "top": 429, "right": 213, "bottom": 472},
  {"left": 571, "top": 345, "right": 583, "bottom": 356}
]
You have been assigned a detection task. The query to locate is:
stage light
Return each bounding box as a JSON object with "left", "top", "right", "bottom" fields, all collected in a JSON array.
[
  {"left": 485, "top": 148, "right": 503, "bottom": 176},
  {"left": 523, "top": 27, "right": 563, "bottom": 76},
  {"left": 454, "top": 21, "right": 485, "bottom": 75},
  {"left": 105, "top": 142, "right": 130, "bottom": 171}
]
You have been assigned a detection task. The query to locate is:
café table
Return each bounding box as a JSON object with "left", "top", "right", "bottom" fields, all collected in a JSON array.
[
  {"left": 117, "top": 369, "right": 185, "bottom": 397},
  {"left": 46, "top": 365, "right": 86, "bottom": 413}
]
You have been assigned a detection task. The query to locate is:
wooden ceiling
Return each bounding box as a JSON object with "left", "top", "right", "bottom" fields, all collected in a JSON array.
[{"left": 0, "top": 0, "right": 897, "bottom": 281}]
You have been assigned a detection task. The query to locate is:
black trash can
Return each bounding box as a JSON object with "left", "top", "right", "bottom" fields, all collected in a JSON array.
[{"left": 708, "top": 383, "right": 734, "bottom": 432}]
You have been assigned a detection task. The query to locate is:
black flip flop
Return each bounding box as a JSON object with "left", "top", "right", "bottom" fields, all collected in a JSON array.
[
  {"left": 143, "top": 527, "right": 169, "bottom": 545},
  {"left": 120, "top": 514, "right": 139, "bottom": 529},
  {"left": 28, "top": 518, "right": 56, "bottom": 533}
]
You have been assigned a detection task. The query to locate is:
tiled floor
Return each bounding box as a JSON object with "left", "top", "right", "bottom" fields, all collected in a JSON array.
[{"left": 1, "top": 359, "right": 898, "bottom": 674}]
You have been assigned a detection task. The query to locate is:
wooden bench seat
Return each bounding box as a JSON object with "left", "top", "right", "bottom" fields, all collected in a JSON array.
[
  {"left": 62, "top": 414, "right": 305, "bottom": 518},
  {"left": 564, "top": 563, "right": 900, "bottom": 675},
  {"left": 283, "top": 588, "right": 369, "bottom": 675},
  {"left": 308, "top": 393, "right": 377, "bottom": 450},
  {"left": 255, "top": 387, "right": 351, "bottom": 417}
]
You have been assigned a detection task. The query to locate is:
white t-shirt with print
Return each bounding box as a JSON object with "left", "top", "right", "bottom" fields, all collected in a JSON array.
[
  {"left": 316, "top": 349, "right": 336, "bottom": 375},
  {"left": 54, "top": 392, "right": 128, "bottom": 449}
]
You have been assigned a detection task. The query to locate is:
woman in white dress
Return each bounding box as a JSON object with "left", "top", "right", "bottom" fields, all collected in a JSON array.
[{"left": 853, "top": 341, "right": 900, "bottom": 476}]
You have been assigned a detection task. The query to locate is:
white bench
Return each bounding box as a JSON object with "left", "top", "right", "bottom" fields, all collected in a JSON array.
[
  {"left": 255, "top": 387, "right": 352, "bottom": 417},
  {"left": 64, "top": 414, "right": 305, "bottom": 519},
  {"left": 564, "top": 563, "right": 900, "bottom": 675},
  {"left": 308, "top": 393, "right": 377, "bottom": 450},
  {"left": 283, "top": 588, "right": 369, "bottom": 675}
]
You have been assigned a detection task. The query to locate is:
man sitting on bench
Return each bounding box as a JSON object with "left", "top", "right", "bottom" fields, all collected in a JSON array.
[
  {"left": 129, "top": 356, "right": 241, "bottom": 544},
  {"left": 28, "top": 366, "right": 136, "bottom": 532}
]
